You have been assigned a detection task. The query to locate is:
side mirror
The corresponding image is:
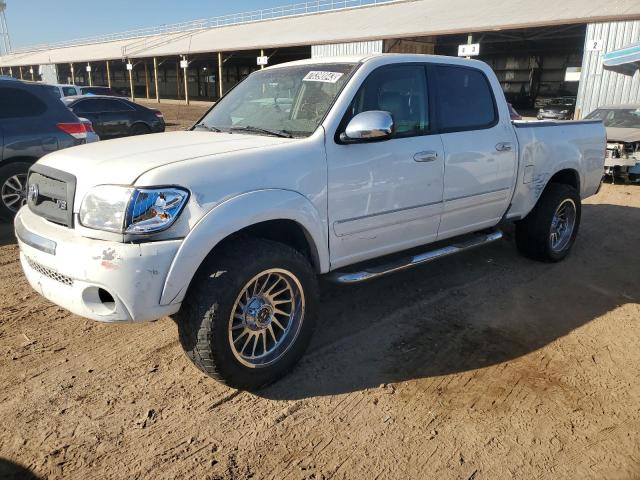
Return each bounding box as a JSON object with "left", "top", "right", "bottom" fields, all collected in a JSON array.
[{"left": 340, "top": 110, "right": 394, "bottom": 143}]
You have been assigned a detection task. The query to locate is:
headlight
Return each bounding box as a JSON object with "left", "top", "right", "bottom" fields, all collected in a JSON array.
[
  {"left": 80, "top": 185, "right": 189, "bottom": 234},
  {"left": 560, "top": 110, "right": 569, "bottom": 114}
]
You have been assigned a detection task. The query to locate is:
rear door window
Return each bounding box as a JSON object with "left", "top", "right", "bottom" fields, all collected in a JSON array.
[
  {"left": 62, "top": 87, "right": 78, "bottom": 96},
  {"left": 0, "top": 87, "right": 48, "bottom": 118},
  {"left": 73, "top": 99, "right": 102, "bottom": 114},
  {"left": 74, "top": 99, "right": 130, "bottom": 113},
  {"left": 432, "top": 65, "right": 497, "bottom": 132}
]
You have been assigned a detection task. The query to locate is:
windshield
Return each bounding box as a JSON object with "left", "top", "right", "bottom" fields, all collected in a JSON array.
[
  {"left": 196, "top": 63, "right": 356, "bottom": 137},
  {"left": 585, "top": 108, "right": 640, "bottom": 128}
]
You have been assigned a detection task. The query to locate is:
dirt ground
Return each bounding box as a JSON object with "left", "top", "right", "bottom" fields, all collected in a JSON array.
[
  {"left": 0, "top": 105, "right": 639, "bottom": 479},
  {"left": 137, "top": 99, "right": 211, "bottom": 132}
]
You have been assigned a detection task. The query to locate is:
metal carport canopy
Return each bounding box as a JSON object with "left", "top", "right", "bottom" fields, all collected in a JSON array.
[
  {"left": 2, "top": 0, "right": 640, "bottom": 67},
  {"left": 603, "top": 42, "right": 640, "bottom": 76}
]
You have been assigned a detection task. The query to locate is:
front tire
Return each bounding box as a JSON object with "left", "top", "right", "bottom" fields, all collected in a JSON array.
[
  {"left": 174, "top": 238, "right": 318, "bottom": 390},
  {"left": 515, "top": 183, "right": 581, "bottom": 262}
]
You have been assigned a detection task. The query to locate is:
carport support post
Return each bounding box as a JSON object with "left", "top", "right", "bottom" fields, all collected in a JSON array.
[
  {"left": 87, "top": 63, "right": 92, "bottom": 86},
  {"left": 182, "top": 56, "right": 189, "bottom": 105},
  {"left": 466, "top": 34, "right": 473, "bottom": 59},
  {"left": 30, "top": 67, "right": 34, "bottom": 81},
  {"left": 176, "top": 60, "right": 180, "bottom": 99},
  {"left": 128, "top": 62, "right": 135, "bottom": 101},
  {"left": 144, "top": 61, "right": 150, "bottom": 99},
  {"left": 106, "top": 60, "right": 111, "bottom": 88},
  {"left": 70, "top": 63, "right": 74, "bottom": 84},
  {"left": 260, "top": 48, "right": 265, "bottom": 70},
  {"left": 153, "top": 57, "right": 160, "bottom": 103},
  {"left": 18, "top": 66, "right": 22, "bottom": 79},
  {"left": 218, "top": 52, "right": 223, "bottom": 99}
]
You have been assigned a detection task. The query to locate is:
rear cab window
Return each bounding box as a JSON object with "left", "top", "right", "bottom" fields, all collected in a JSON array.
[{"left": 431, "top": 65, "right": 498, "bottom": 132}]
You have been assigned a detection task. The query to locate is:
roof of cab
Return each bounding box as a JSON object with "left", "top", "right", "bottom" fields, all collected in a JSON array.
[{"left": 266, "top": 53, "right": 485, "bottom": 69}]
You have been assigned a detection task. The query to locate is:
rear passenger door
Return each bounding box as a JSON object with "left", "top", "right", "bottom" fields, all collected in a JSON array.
[
  {"left": 430, "top": 64, "right": 517, "bottom": 240},
  {"left": 99, "top": 99, "right": 136, "bottom": 138},
  {"left": 72, "top": 99, "right": 105, "bottom": 137},
  {"left": 327, "top": 64, "right": 445, "bottom": 268}
]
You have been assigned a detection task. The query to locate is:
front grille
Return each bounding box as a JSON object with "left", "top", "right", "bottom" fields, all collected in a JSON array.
[
  {"left": 27, "top": 164, "right": 76, "bottom": 228},
  {"left": 26, "top": 256, "right": 74, "bottom": 286}
]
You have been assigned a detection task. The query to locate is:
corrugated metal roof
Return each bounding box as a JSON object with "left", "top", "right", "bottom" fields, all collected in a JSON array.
[{"left": 2, "top": 0, "right": 640, "bottom": 67}]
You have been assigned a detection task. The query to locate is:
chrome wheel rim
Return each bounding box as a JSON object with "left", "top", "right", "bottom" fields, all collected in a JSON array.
[
  {"left": 1, "top": 173, "right": 28, "bottom": 213},
  {"left": 550, "top": 198, "right": 576, "bottom": 253},
  {"left": 228, "top": 268, "right": 305, "bottom": 369}
]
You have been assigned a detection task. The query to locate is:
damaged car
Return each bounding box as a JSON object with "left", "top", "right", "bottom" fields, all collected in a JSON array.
[{"left": 585, "top": 105, "right": 640, "bottom": 182}]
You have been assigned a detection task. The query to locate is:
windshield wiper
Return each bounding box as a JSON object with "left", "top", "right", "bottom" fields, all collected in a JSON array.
[
  {"left": 194, "top": 123, "right": 222, "bottom": 132},
  {"left": 229, "top": 125, "right": 293, "bottom": 138}
]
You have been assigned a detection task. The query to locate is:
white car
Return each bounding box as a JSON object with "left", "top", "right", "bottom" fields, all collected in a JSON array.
[
  {"left": 15, "top": 54, "right": 606, "bottom": 389},
  {"left": 46, "top": 83, "right": 81, "bottom": 98}
]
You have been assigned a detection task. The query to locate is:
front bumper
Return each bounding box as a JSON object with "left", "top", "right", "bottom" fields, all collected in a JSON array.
[{"left": 15, "top": 207, "right": 182, "bottom": 323}]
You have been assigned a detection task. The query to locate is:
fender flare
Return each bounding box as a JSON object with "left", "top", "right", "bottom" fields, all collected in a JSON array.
[
  {"left": 160, "top": 189, "right": 328, "bottom": 305},
  {"left": 523, "top": 160, "right": 583, "bottom": 219}
]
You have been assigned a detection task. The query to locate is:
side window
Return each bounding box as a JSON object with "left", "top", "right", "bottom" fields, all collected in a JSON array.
[
  {"left": 0, "top": 87, "right": 48, "bottom": 119},
  {"left": 75, "top": 99, "right": 129, "bottom": 113},
  {"left": 433, "top": 65, "right": 497, "bottom": 131},
  {"left": 348, "top": 65, "right": 429, "bottom": 137},
  {"left": 62, "top": 87, "right": 78, "bottom": 96},
  {"left": 96, "top": 99, "right": 123, "bottom": 112},
  {"left": 73, "top": 100, "right": 100, "bottom": 114},
  {"left": 113, "top": 100, "right": 136, "bottom": 111}
]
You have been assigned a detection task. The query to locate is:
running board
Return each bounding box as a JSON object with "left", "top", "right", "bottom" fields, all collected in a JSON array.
[{"left": 329, "top": 230, "right": 503, "bottom": 284}]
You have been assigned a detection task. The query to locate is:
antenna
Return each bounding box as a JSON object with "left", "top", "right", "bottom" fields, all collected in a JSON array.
[{"left": 0, "top": 1, "right": 12, "bottom": 55}]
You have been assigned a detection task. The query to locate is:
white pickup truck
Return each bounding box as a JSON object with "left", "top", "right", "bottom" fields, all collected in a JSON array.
[{"left": 15, "top": 54, "right": 605, "bottom": 389}]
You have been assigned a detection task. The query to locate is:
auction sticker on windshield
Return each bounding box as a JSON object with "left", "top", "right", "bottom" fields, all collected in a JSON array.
[{"left": 303, "top": 71, "right": 344, "bottom": 83}]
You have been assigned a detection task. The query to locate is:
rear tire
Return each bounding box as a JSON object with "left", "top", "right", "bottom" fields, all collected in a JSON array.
[
  {"left": 174, "top": 238, "right": 318, "bottom": 390},
  {"left": 515, "top": 183, "right": 581, "bottom": 262},
  {"left": 0, "top": 162, "right": 31, "bottom": 221}
]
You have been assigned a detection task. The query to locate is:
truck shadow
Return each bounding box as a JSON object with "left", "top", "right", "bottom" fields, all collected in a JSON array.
[
  {"left": 0, "top": 222, "right": 16, "bottom": 247},
  {"left": 0, "top": 458, "right": 40, "bottom": 479},
  {"left": 259, "top": 202, "right": 640, "bottom": 400}
]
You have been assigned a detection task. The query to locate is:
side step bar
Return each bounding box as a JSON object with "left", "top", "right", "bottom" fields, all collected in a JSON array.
[{"left": 329, "top": 230, "right": 503, "bottom": 284}]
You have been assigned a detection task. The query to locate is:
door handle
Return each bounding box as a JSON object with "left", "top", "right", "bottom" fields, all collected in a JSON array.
[
  {"left": 414, "top": 151, "right": 438, "bottom": 162},
  {"left": 496, "top": 142, "right": 513, "bottom": 152}
]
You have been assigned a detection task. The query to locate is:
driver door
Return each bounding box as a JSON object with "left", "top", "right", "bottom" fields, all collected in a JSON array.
[{"left": 326, "top": 64, "right": 445, "bottom": 268}]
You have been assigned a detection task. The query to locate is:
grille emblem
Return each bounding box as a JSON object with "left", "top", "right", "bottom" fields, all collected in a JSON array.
[{"left": 28, "top": 183, "right": 39, "bottom": 203}]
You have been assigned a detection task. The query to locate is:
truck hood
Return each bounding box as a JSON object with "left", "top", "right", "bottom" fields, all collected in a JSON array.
[
  {"left": 606, "top": 127, "right": 640, "bottom": 143},
  {"left": 37, "top": 131, "right": 296, "bottom": 206}
]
